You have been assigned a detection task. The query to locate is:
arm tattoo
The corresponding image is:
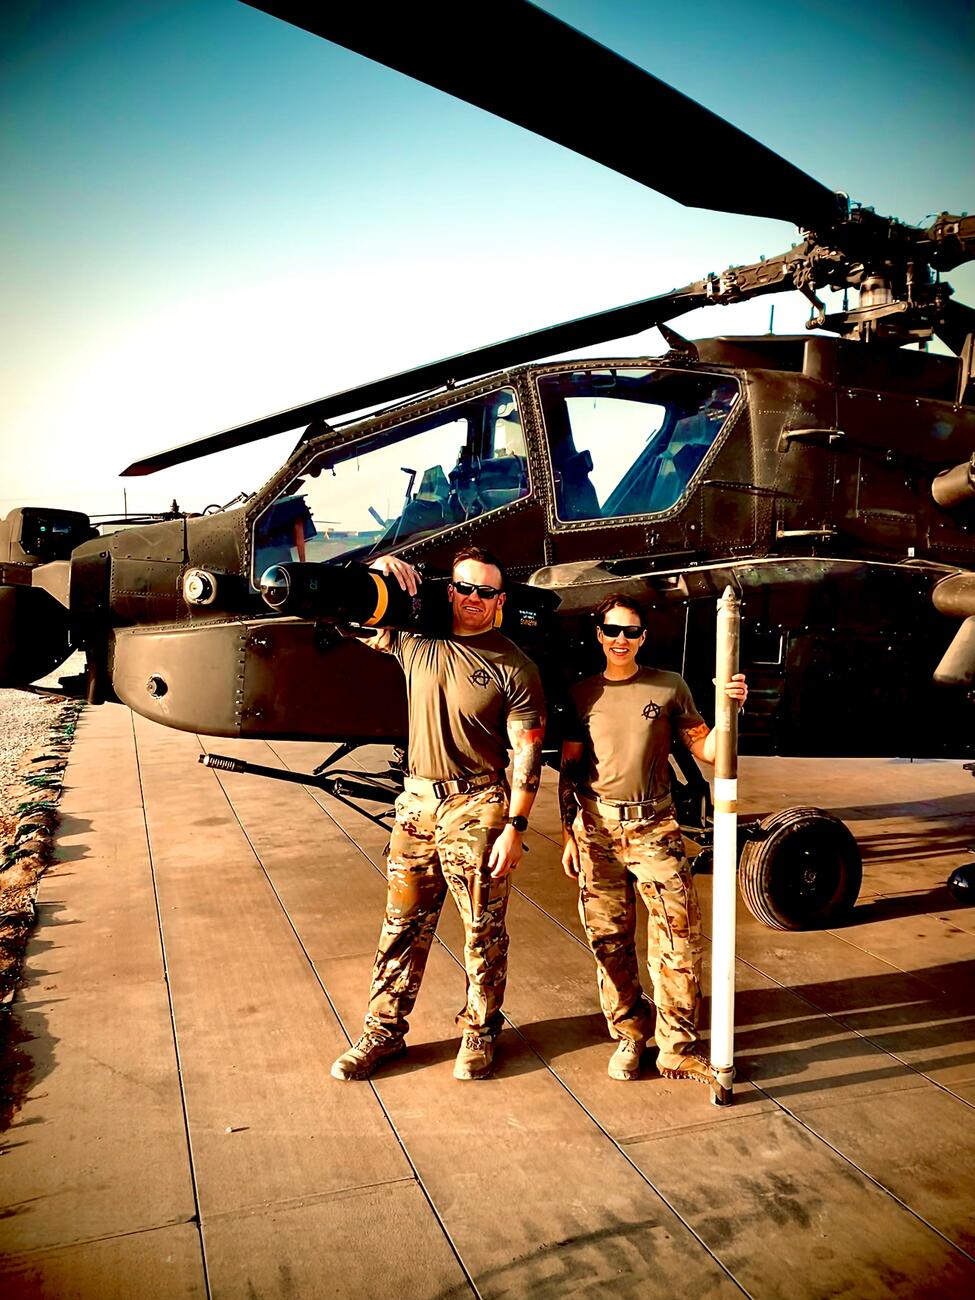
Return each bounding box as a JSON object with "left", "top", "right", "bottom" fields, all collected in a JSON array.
[
  {"left": 559, "top": 754, "right": 584, "bottom": 831},
  {"left": 509, "top": 722, "right": 544, "bottom": 793},
  {"left": 679, "top": 721, "right": 709, "bottom": 750}
]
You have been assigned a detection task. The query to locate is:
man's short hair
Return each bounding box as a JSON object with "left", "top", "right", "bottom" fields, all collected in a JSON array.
[
  {"left": 593, "top": 592, "right": 644, "bottom": 626},
  {"left": 452, "top": 545, "right": 506, "bottom": 590}
]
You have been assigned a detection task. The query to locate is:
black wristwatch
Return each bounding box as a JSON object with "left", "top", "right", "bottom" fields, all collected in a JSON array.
[{"left": 506, "top": 815, "right": 529, "bottom": 833}]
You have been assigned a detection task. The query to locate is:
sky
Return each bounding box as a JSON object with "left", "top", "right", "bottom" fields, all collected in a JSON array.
[{"left": 2, "top": 0, "right": 973, "bottom": 520}]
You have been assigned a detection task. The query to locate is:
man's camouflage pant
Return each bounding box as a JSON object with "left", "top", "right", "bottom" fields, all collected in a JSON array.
[
  {"left": 363, "top": 781, "right": 510, "bottom": 1044},
  {"left": 572, "top": 805, "right": 704, "bottom": 1067}
]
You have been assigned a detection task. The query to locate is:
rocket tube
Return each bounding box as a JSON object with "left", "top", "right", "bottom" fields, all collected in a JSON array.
[
  {"left": 258, "top": 561, "right": 414, "bottom": 625},
  {"left": 362, "top": 570, "right": 390, "bottom": 625},
  {"left": 710, "top": 586, "right": 740, "bottom": 1105}
]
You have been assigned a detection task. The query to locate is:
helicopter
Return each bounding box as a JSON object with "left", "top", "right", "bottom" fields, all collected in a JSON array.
[{"left": 2, "top": 1, "right": 974, "bottom": 929}]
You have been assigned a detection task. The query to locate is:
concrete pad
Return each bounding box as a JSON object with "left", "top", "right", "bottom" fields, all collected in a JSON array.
[
  {"left": 500, "top": 890, "right": 779, "bottom": 1137},
  {"left": 1, "top": 722, "right": 194, "bottom": 1261},
  {"left": 213, "top": 749, "right": 740, "bottom": 1293},
  {"left": 789, "top": 1086, "right": 975, "bottom": 1252},
  {"left": 321, "top": 951, "right": 742, "bottom": 1298},
  {"left": 134, "top": 740, "right": 417, "bottom": 1218},
  {"left": 0, "top": 981, "right": 194, "bottom": 1257},
  {"left": 627, "top": 1110, "right": 975, "bottom": 1300},
  {"left": 68, "top": 702, "right": 133, "bottom": 741},
  {"left": 11, "top": 719, "right": 970, "bottom": 1299},
  {"left": 202, "top": 1181, "right": 467, "bottom": 1300},
  {"left": 512, "top": 813, "right": 933, "bottom": 1107},
  {"left": 0, "top": 1223, "right": 205, "bottom": 1300},
  {"left": 39, "top": 808, "right": 165, "bottom": 992}
]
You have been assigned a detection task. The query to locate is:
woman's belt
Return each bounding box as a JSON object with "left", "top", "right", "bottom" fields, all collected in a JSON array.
[{"left": 577, "top": 791, "right": 673, "bottom": 821}]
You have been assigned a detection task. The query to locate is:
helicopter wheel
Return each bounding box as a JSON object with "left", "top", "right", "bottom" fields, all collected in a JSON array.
[{"left": 738, "top": 806, "right": 862, "bottom": 931}]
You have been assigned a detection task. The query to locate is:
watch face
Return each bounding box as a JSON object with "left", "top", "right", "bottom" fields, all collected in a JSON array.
[{"left": 508, "top": 815, "right": 529, "bottom": 832}]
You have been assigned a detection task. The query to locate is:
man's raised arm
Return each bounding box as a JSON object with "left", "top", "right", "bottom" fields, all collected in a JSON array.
[{"left": 356, "top": 555, "right": 423, "bottom": 653}]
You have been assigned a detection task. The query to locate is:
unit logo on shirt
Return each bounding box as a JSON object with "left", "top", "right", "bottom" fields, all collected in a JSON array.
[
  {"left": 642, "top": 700, "right": 662, "bottom": 720},
  {"left": 469, "top": 668, "right": 492, "bottom": 689}
]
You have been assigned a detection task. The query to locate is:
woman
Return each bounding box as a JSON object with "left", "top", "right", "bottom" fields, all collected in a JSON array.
[{"left": 560, "top": 594, "right": 747, "bottom": 1083}]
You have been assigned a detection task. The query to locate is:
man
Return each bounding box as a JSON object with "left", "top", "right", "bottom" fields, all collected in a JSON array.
[
  {"left": 331, "top": 545, "right": 546, "bottom": 1082},
  {"left": 560, "top": 594, "right": 747, "bottom": 1083}
]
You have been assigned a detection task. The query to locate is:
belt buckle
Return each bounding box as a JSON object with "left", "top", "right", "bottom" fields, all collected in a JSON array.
[
  {"left": 432, "top": 778, "right": 470, "bottom": 799},
  {"left": 619, "top": 801, "right": 651, "bottom": 820}
]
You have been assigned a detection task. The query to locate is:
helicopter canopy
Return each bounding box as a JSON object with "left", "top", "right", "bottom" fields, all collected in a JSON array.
[{"left": 250, "top": 369, "right": 740, "bottom": 585}]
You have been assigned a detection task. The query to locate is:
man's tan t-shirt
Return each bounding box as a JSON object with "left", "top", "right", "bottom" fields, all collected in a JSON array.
[
  {"left": 566, "top": 666, "right": 704, "bottom": 803},
  {"left": 388, "top": 630, "right": 545, "bottom": 780}
]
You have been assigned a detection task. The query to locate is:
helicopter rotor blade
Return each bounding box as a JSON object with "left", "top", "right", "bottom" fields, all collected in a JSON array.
[
  {"left": 121, "top": 282, "right": 712, "bottom": 475},
  {"left": 243, "top": 1, "right": 843, "bottom": 231}
]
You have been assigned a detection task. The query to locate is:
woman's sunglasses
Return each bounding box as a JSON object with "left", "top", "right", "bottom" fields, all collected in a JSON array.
[
  {"left": 598, "top": 622, "right": 643, "bottom": 639},
  {"left": 452, "top": 580, "right": 502, "bottom": 599}
]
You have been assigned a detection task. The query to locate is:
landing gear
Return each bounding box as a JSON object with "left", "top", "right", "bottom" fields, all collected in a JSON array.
[
  {"left": 947, "top": 865, "right": 975, "bottom": 904},
  {"left": 948, "top": 769, "right": 975, "bottom": 904},
  {"left": 738, "top": 806, "right": 862, "bottom": 931}
]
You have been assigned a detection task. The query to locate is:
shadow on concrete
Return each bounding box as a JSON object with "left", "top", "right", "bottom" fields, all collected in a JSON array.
[
  {"left": 820, "top": 791, "right": 975, "bottom": 822},
  {"left": 0, "top": 903, "right": 66, "bottom": 1140},
  {"left": 729, "top": 960, "right": 975, "bottom": 1098},
  {"left": 831, "top": 886, "right": 972, "bottom": 928},
  {"left": 857, "top": 826, "right": 975, "bottom": 865}
]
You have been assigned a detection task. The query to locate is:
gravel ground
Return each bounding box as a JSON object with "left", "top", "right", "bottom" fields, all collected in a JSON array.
[
  {"left": 0, "top": 690, "right": 70, "bottom": 843},
  {"left": 0, "top": 652, "right": 84, "bottom": 834},
  {"left": 0, "top": 690, "right": 69, "bottom": 820},
  {"left": 0, "top": 657, "right": 85, "bottom": 1025}
]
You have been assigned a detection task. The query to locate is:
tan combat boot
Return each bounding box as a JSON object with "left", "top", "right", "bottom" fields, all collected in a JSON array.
[
  {"left": 330, "top": 1033, "right": 406, "bottom": 1081},
  {"left": 453, "top": 1031, "right": 494, "bottom": 1080},
  {"left": 608, "top": 1038, "right": 644, "bottom": 1081},
  {"left": 658, "top": 1053, "right": 715, "bottom": 1085}
]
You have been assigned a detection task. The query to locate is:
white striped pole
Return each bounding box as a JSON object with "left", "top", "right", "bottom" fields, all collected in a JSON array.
[{"left": 710, "top": 586, "right": 740, "bottom": 1105}]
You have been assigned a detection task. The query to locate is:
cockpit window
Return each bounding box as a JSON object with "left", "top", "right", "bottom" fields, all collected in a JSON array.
[
  {"left": 537, "top": 368, "right": 739, "bottom": 522},
  {"left": 251, "top": 388, "right": 527, "bottom": 583}
]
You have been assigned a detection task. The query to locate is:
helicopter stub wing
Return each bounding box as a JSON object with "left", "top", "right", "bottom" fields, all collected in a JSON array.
[
  {"left": 243, "top": 0, "right": 843, "bottom": 232},
  {"left": 121, "top": 281, "right": 712, "bottom": 475}
]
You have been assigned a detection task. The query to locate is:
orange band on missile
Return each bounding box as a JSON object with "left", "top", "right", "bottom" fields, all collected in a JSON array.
[
  {"left": 714, "top": 800, "right": 737, "bottom": 814},
  {"left": 363, "top": 572, "right": 389, "bottom": 626}
]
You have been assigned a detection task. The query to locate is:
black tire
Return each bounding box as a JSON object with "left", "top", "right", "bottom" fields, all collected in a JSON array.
[{"left": 738, "top": 806, "right": 862, "bottom": 931}]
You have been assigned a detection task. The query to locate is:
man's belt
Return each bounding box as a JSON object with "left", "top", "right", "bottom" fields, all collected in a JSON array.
[
  {"left": 403, "top": 771, "right": 503, "bottom": 801},
  {"left": 577, "top": 792, "right": 673, "bottom": 822}
]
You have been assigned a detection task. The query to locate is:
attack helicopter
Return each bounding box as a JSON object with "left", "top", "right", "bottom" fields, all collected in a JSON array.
[{"left": 2, "top": 1, "right": 974, "bottom": 929}]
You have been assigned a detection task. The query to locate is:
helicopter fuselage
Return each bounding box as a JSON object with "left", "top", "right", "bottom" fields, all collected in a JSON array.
[{"left": 5, "top": 333, "right": 972, "bottom": 760}]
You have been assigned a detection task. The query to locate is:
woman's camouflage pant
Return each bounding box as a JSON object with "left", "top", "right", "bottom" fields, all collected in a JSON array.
[
  {"left": 363, "top": 782, "right": 510, "bottom": 1043},
  {"left": 573, "top": 806, "right": 704, "bottom": 1067}
]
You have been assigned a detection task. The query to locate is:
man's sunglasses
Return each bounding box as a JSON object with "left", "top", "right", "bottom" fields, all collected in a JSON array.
[
  {"left": 452, "top": 580, "right": 502, "bottom": 599},
  {"left": 599, "top": 622, "right": 643, "bottom": 639}
]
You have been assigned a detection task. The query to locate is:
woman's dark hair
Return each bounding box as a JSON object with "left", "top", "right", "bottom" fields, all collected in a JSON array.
[
  {"left": 593, "top": 592, "right": 644, "bottom": 626},
  {"left": 452, "top": 545, "right": 506, "bottom": 589}
]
